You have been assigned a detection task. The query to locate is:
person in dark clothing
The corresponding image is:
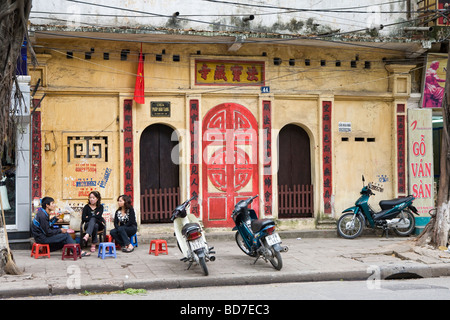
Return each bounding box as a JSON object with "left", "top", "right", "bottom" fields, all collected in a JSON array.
[
  {"left": 81, "top": 191, "right": 105, "bottom": 252},
  {"left": 110, "top": 194, "right": 137, "bottom": 253},
  {"left": 31, "top": 196, "right": 90, "bottom": 256}
]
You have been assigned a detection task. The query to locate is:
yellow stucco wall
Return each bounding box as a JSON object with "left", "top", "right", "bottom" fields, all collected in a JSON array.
[{"left": 30, "top": 38, "right": 414, "bottom": 230}]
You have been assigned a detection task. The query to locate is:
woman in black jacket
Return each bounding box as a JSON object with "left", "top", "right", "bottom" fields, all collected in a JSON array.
[
  {"left": 81, "top": 191, "right": 105, "bottom": 252},
  {"left": 110, "top": 194, "right": 137, "bottom": 253}
]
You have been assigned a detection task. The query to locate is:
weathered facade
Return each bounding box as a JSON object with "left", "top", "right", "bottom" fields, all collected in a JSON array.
[{"left": 22, "top": 0, "right": 437, "bottom": 232}]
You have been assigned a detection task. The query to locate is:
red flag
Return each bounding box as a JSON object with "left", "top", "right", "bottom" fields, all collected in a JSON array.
[{"left": 133, "top": 45, "right": 145, "bottom": 104}]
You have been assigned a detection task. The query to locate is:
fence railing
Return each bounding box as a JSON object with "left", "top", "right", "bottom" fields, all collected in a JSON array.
[
  {"left": 140, "top": 187, "right": 180, "bottom": 223},
  {"left": 278, "top": 184, "right": 314, "bottom": 218}
]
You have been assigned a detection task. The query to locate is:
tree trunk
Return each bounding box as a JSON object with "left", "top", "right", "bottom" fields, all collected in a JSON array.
[
  {"left": 416, "top": 49, "right": 450, "bottom": 248},
  {"left": 0, "top": 0, "right": 34, "bottom": 275}
]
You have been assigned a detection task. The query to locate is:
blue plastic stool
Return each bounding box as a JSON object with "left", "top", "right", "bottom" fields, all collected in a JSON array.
[
  {"left": 98, "top": 242, "right": 117, "bottom": 259},
  {"left": 130, "top": 234, "right": 138, "bottom": 247}
]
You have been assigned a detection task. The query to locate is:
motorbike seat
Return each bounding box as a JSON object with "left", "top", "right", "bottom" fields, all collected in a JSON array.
[
  {"left": 379, "top": 196, "right": 414, "bottom": 210},
  {"left": 251, "top": 219, "right": 275, "bottom": 233},
  {"left": 181, "top": 223, "right": 201, "bottom": 236}
]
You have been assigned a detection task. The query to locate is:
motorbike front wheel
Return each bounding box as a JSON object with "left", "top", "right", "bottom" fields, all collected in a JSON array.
[
  {"left": 235, "top": 231, "right": 257, "bottom": 257},
  {"left": 393, "top": 210, "right": 416, "bottom": 237},
  {"left": 337, "top": 212, "right": 364, "bottom": 239}
]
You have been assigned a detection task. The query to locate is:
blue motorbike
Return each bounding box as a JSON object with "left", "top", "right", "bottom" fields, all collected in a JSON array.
[
  {"left": 231, "top": 195, "right": 288, "bottom": 270},
  {"left": 337, "top": 176, "right": 418, "bottom": 239}
]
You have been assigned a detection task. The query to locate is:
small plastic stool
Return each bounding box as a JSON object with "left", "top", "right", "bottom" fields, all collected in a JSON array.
[
  {"left": 62, "top": 244, "right": 82, "bottom": 261},
  {"left": 149, "top": 239, "right": 168, "bottom": 256},
  {"left": 105, "top": 235, "right": 113, "bottom": 242},
  {"left": 130, "top": 234, "right": 138, "bottom": 247},
  {"left": 98, "top": 242, "right": 117, "bottom": 259},
  {"left": 31, "top": 243, "right": 50, "bottom": 259}
]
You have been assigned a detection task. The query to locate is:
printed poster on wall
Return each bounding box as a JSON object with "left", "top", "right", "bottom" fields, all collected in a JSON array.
[
  {"left": 62, "top": 132, "right": 114, "bottom": 200},
  {"left": 421, "top": 53, "right": 447, "bottom": 109},
  {"left": 408, "top": 109, "right": 434, "bottom": 216}
]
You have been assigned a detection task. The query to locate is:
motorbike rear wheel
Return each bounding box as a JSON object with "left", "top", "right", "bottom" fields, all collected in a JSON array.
[
  {"left": 266, "top": 243, "right": 283, "bottom": 270},
  {"left": 198, "top": 255, "right": 209, "bottom": 276},
  {"left": 337, "top": 212, "right": 364, "bottom": 239},
  {"left": 393, "top": 210, "right": 416, "bottom": 236}
]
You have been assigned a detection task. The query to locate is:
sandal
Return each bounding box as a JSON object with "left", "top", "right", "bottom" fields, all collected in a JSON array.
[
  {"left": 122, "top": 246, "right": 134, "bottom": 253},
  {"left": 90, "top": 244, "right": 96, "bottom": 252},
  {"left": 81, "top": 251, "right": 91, "bottom": 257}
]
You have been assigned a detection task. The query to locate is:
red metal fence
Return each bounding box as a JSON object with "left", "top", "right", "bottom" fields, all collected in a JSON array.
[
  {"left": 140, "top": 187, "right": 180, "bottom": 223},
  {"left": 278, "top": 184, "right": 314, "bottom": 218}
]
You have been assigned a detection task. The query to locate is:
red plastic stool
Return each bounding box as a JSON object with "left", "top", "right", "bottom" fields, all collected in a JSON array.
[
  {"left": 31, "top": 243, "right": 50, "bottom": 259},
  {"left": 105, "top": 235, "right": 112, "bottom": 242},
  {"left": 62, "top": 244, "right": 82, "bottom": 261},
  {"left": 149, "top": 239, "right": 168, "bottom": 256}
]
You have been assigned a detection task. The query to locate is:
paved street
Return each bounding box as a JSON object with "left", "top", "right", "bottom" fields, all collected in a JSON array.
[
  {"left": 10, "top": 277, "right": 450, "bottom": 300},
  {"left": 2, "top": 233, "right": 450, "bottom": 299}
]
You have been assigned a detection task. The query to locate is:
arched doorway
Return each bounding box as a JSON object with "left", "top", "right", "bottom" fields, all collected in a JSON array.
[
  {"left": 202, "top": 103, "right": 259, "bottom": 228},
  {"left": 140, "top": 124, "right": 180, "bottom": 223},
  {"left": 278, "top": 124, "right": 313, "bottom": 218}
]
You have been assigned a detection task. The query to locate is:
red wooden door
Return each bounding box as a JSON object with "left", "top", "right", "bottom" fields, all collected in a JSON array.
[{"left": 202, "top": 103, "right": 259, "bottom": 228}]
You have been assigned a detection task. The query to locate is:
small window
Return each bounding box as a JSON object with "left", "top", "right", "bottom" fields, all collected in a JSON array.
[
  {"left": 289, "top": 59, "right": 295, "bottom": 66},
  {"left": 173, "top": 55, "right": 180, "bottom": 62},
  {"left": 66, "top": 51, "right": 73, "bottom": 59},
  {"left": 274, "top": 57, "right": 282, "bottom": 65},
  {"left": 335, "top": 60, "right": 341, "bottom": 67},
  {"left": 321, "top": 60, "right": 326, "bottom": 66},
  {"left": 305, "top": 59, "right": 310, "bottom": 66},
  {"left": 365, "top": 61, "right": 371, "bottom": 69},
  {"left": 351, "top": 60, "right": 357, "bottom": 68},
  {"left": 156, "top": 54, "right": 163, "bottom": 62},
  {"left": 341, "top": 137, "right": 349, "bottom": 141},
  {"left": 355, "top": 137, "right": 365, "bottom": 142},
  {"left": 121, "top": 49, "right": 130, "bottom": 61},
  {"left": 103, "top": 52, "right": 109, "bottom": 60},
  {"left": 367, "top": 138, "right": 376, "bottom": 142}
]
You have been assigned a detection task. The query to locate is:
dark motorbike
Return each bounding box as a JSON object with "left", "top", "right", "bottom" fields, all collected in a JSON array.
[
  {"left": 231, "top": 195, "right": 288, "bottom": 270},
  {"left": 337, "top": 176, "right": 418, "bottom": 239}
]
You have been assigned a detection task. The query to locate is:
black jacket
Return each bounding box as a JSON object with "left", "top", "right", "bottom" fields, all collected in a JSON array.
[{"left": 31, "top": 208, "right": 60, "bottom": 243}]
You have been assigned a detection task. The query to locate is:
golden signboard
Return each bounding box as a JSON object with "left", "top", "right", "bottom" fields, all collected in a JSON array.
[{"left": 195, "top": 59, "right": 265, "bottom": 86}]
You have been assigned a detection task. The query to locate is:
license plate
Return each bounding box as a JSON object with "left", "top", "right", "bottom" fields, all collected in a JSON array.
[
  {"left": 265, "top": 233, "right": 281, "bottom": 246},
  {"left": 189, "top": 238, "right": 205, "bottom": 251}
]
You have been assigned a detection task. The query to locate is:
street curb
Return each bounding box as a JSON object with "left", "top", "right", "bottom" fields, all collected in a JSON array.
[{"left": 4, "top": 263, "right": 450, "bottom": 298}]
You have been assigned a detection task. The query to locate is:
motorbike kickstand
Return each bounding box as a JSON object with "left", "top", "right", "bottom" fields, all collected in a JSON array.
[
  {"left": 253, "top": 256, "right": 260, "bottom": 265},
  {"left": 186, "top": 261, "right": 193, "bottom": 270},
  {"left": 381, "top": 226, "right": 389, "bottom": 239}
]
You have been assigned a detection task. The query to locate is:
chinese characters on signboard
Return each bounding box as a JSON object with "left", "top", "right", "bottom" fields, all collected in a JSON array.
[
  {"left": 31, "top": 106, "right": 41, "bottom": 200},
  {"left": 397, "top": 104, "right": 406, "bottom": 194},
  {"left": 123, "top": 99, "right": 134, "bottom": 201},
  {"left": 263, "top": 101, "right": 272, "bottom": 216},
  {"left": 195, "top": 59, "right": 265, "bottom": 86},
  {"left": 322, "top": 101, "right": 333, "bottom": 214},
  {"left": 190, "top": 99, "right": 200, "bottom": 217}
]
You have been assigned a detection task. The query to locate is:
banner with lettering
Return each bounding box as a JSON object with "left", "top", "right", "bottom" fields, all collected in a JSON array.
[{"left": 408, "top": 108, "right": 434, "bottom": 216}]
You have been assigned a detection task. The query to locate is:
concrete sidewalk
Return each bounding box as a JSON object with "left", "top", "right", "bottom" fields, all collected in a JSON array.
[{"left": 1, "top": 231, "right": 450, "bottom": 298}]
